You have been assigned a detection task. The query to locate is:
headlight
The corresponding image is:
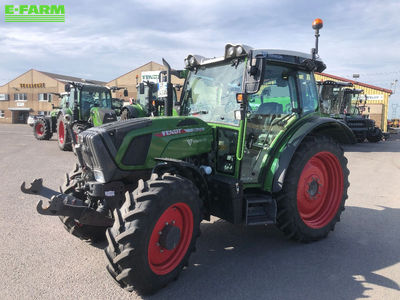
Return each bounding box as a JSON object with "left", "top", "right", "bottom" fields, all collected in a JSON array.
[
  {"left": 93, "top": 170, "right": 106, "bottom": 183},
  {"left": 235, "top": 46, "right": 244, "bottom": 56},
  {"left": 227, "top": 46, "right": 235, "bottom": 57},
  {"left": 184, "top": 58, "right": 190, "bottom": 67}
]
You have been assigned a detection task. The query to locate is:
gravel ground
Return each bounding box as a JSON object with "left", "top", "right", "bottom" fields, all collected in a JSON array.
[{"left": 0, "top": 124, "right": 399, "bottom": 299}]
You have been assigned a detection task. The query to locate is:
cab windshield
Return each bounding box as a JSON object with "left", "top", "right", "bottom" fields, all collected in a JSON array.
[
  {"left": 181, "top": 59, "right": 245, "bottom": 125},
  {"left": 80, "top": 87, "right": 112, "bottom": 120}
]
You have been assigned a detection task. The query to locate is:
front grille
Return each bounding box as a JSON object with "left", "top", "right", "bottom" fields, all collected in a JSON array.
[{"left": 79, "top": 129, "right": 102, "bottom": 170}]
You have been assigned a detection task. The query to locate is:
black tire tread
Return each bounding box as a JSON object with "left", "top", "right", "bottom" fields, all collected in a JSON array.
[
  {"left": 57, "top": 115, "right": 72, "bottom": 151},
  {"left": 276, "top": 135, "right": 349, "bottom": 243},
  {"left": 33, "top": 118, "right": 53, "bottom": 140},
  {"left": 105, "top": 173, "right": 202, "bottom": 295}
]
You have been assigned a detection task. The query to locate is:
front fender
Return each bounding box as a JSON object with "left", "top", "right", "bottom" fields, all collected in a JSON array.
[
  {"left": 266, "top": 116, "right": 355, "bottom": 193},
  {"left": 123, "top": 104, "right": 147, "bottom": 118}
]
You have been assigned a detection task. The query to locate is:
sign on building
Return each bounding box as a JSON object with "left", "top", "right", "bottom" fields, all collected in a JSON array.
[
  {"left": 141, "top": 71, "right": 161, "bottom": 84},
  {"left": 359, "top": 94, "right": 384, "bottom": 101}
]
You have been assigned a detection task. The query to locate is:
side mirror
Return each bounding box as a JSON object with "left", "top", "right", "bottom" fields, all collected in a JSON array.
[
  {"left": 139, "top": 83, "right": 145, "bottom": 95},
  {"left": 244, "top": 53, "right": 264, "bottom": 94},
  {"left": 123, "top": 89, "right": 128, "bottom": 97},
  {"left": 65, "top": 84, "right": 71, "bottom": 92}
]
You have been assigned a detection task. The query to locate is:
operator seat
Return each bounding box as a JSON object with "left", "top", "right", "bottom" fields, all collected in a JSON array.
[{"left": 256, "top": 102, "right": 283, "bottom": 115}]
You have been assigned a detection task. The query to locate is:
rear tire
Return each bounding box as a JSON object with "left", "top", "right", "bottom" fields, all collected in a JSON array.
[
  {"left": 33, "top": 118, "right": 52, "bottom": 140},
  {"left": 276, "top": 135, "right": 349, "bottom": 242},
  {"left": 59, "top": 166, "right": 107, "bottom": 242},
  {"left": 57, "top": 115, "right": 72, "bottom": 151},
  {"left": 105, "top": 173, "right": 202, "bottom": 294}
]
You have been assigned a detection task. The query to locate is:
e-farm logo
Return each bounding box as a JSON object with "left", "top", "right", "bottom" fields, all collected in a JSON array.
[{"left": 4, "top": 4, "right": 65, "bottom": 22}]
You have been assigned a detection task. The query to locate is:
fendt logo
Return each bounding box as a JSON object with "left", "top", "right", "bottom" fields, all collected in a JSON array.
[{"left": 4, "top": 4, "right": 65, "bottom": 22}]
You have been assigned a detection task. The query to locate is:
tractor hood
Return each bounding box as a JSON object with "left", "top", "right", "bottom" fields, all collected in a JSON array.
[{"left": 78, "top": 117, "right": 213, "bottom": 183}]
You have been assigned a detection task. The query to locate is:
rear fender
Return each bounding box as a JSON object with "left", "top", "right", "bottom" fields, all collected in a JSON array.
[{"left": 266, "top": 117, "right": 355, "bottom": 193}]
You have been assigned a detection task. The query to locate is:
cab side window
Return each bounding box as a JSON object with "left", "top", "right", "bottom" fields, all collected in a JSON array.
[
  {"left": 248, "top": 64, "right": 296, "bottom": 116},
  {"left": 298, "top": 72, "right": 318, "bottom": 113}
]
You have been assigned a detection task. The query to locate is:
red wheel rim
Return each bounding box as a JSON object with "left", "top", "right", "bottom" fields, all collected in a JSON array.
[
  {"left": 297, "top": 151, "right": 343, "bottom": 229},
  {"left": 36, "top": 123, "right": 44, "bottom": 136},
  {"left": 148, "top": 202, "right": 193, "bottom": 275},
  {"left": 58, "top": 120, "right": 65, "bottom": 144}
]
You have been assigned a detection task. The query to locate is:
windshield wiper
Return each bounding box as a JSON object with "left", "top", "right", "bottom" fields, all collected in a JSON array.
[{"left": 190, "top": 110, "right": 208, "bottom": 115}]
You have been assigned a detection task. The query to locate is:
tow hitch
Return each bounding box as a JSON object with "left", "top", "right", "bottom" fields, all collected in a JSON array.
[{"left": 21, "top": 178, "right": 113, "bottom": 227}]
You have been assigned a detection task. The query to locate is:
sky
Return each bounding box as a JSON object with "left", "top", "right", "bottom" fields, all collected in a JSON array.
[{"left": 1, "top": 0, "right": 400, "bottom": 117}]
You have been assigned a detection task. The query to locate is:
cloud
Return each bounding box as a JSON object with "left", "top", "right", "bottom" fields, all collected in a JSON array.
[{"left": 1, "top": 0, "right": 399, "bottom": 113}]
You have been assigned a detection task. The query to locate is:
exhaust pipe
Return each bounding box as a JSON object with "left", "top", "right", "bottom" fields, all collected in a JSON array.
[{"left": 162, "top": 58, "right": 173, "bottom": 116}]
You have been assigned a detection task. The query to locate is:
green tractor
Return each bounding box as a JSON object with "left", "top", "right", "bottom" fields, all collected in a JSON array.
[
  {"left": 33, "top": 83, "right": 126, "bottom": 151},
  {"left": 120, "top": 64, "right": 182, "bottom": 120},
  {"left": 318, "top": 80, "right": 383, "bottom": 142},
  {"left": 22, "top": 19, "right": 355, "bottom": 294}
]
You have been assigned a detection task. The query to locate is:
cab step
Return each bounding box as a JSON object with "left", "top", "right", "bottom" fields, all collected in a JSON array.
[{"left": 245, "top": 194, "right": 277, "bottom": 225}]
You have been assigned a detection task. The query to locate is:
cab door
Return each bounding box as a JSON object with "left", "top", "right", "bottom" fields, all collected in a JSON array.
[{"left": 240, "top": 64, "right": 299, "bottom": 183}]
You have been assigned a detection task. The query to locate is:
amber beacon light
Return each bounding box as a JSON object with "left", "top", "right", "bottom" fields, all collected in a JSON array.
[{"left": 312, "top": 18, "right": 323, "bottom": 30}]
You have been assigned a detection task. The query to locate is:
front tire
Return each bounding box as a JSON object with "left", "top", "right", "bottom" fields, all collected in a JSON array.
[
  {"left": 276, "top": 135, "right": 349, "bottom": 242},
  {"left": 57, "top": 115, "right": 72, "bottom": 151},
  {"left": 105, "top": 173, "right": 202, "bottom": 294}
]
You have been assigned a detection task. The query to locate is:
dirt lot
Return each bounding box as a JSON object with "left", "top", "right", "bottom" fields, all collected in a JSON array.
[{"left": 0, "top": 124, "right": 399, "bottom": 299}]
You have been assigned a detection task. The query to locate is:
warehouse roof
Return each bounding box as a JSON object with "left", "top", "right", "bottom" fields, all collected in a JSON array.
[
  {"left": 316, "top": 72, "right": 393, "bottom": 94},
  {"left": 38, "top": 70, "right": 106, "bottom": 85}
]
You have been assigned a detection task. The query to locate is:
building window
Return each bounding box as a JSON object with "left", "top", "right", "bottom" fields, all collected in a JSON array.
[
  {"left": 14, "top": 93, "right": 27, "bottom": 101},
  {"left": 38, "top": 93, "right": 52, "bottom": 101},
  {"left": 0, "top": 110, "right": 5, "bottom": 118},
  {"left": 0, "top": 94, "right": 9, "bottom": 101}
]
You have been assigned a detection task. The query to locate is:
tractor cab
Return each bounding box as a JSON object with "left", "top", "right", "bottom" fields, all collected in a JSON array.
[
  {"left": 318, "top": 80, "right": 353, "bottom": 116},
  {"left": 343, "top": 88, "right": 364, "bottom": 115},
  {"left": 180, "top": 46, "right": 328, "bottom": 184},
  {"left": 65, "top": 83, "right": 116, "bottom": 126}
]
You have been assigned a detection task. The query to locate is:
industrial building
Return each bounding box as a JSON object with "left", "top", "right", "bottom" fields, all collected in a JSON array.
[
  {"left": 315, "top": 73, "right": 392, "bottom": 131},
  {"left": 0, "top": 69, "right": 105, "bottom": 124}
]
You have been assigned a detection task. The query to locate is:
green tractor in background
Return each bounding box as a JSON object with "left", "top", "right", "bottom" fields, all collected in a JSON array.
[
  {"left": 318, "top": 80, "right": 383, "bottom": 142},
  {"left": 120, "top": 64, "right": 183, "bottom": 120},
  {"left": 33, "top": 83, "right": 126, "bottom": 151},
  {"left": 22, "top": 19, "right": 355, "bottom": 294}
]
